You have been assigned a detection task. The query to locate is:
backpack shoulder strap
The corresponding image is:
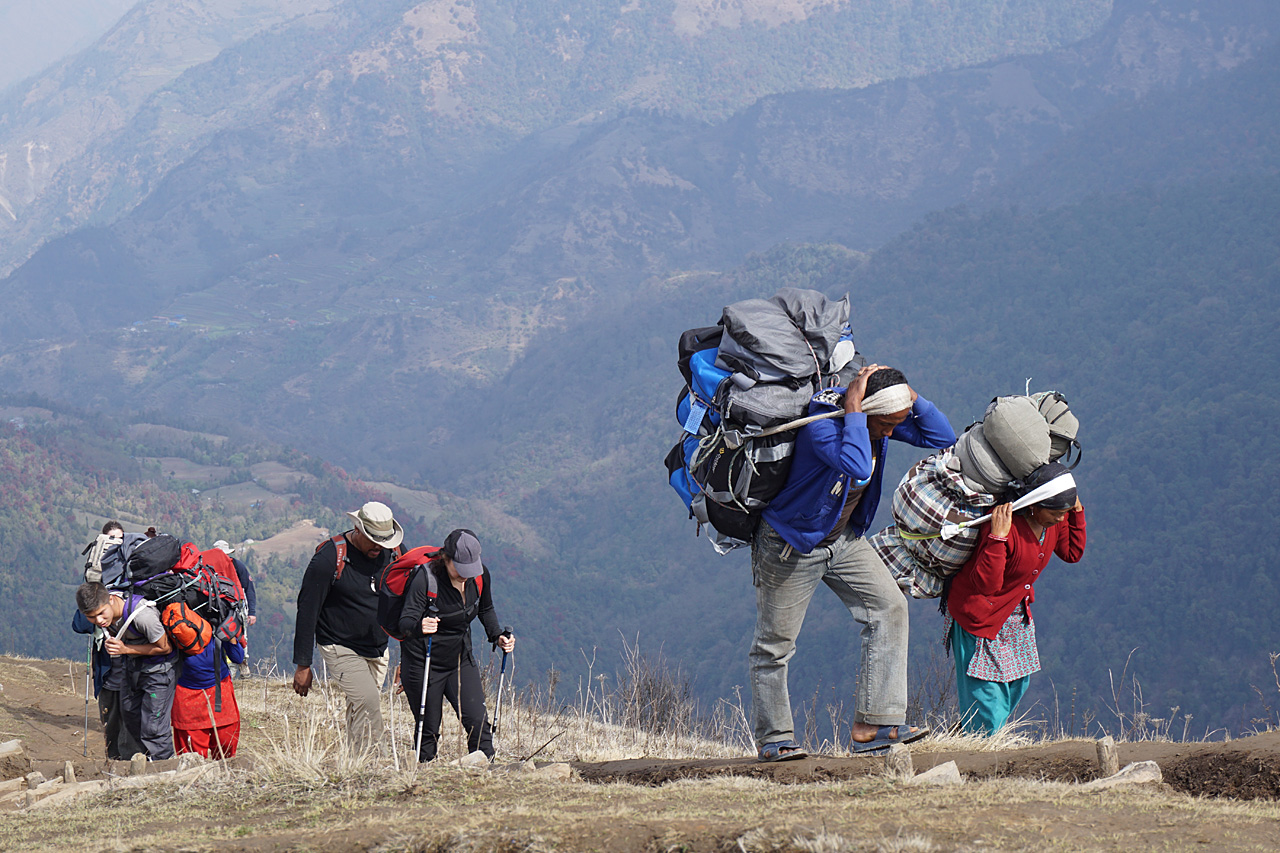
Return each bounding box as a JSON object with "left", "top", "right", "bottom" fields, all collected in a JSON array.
[
  {"left": 325, "top": 536, "right": 401, "bottom": 584},
  {"left": 475, "top": 575, "right": 484, "bottom": 598},
  {"left": 316, "top": 534, "right": 348, "bottom": 583}
]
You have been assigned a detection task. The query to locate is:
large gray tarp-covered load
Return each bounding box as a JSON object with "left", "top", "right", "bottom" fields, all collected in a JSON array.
[
  {"left": 716, "top": 288, "right": 851, "bottom": 387},
  {"left": 869, "top": 391, "right": 1081, "bottom": 598},
  {"left": 677, "top": 288, "right": 856, "bottom": 555}
]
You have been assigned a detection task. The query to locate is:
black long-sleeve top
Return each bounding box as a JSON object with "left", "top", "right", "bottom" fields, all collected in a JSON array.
[
  {"left": 232, "top": 557, "right": 257, "bottom": 617},
  {"left": 293, "top": 535, "right": 397, "bottom": 666},
  {"left": 398, "top": 561, "right": 501, "bottom": 671}
]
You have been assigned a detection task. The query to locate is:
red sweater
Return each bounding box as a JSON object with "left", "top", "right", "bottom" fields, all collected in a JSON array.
[{"left": 946, "top": 508, "right": 1087, "bottom": 640}]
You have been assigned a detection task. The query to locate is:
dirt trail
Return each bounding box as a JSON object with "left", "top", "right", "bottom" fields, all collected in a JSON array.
[{"left": 576, "top": 732, "right": 1280, "bottom": 799}]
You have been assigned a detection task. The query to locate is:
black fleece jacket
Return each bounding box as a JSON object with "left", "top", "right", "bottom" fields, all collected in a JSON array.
[
  {"left": 398, "top": 561, "right": 502, "bottom": 671},
  {"left": 293, "top": 534, "right": 397, "bottom": 665}
]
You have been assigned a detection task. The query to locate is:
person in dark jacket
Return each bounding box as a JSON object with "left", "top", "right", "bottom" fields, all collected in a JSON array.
[
  {"left": 73, "top": 520, "right": 144, "bottom": 761},
  {"left": 750, "top": 365, "right": 955, "bottom": 761},
  {"left": 398, "top": 529, "right": 514, "bottom": 762},
  {"left": 71, "top": 609, "right": 144, "bottom": 761},
  {"left": 292, "top": 501, "right": 404, "bottom": 755}
]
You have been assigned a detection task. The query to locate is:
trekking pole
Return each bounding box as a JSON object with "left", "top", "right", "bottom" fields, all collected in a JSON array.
[
  {"left": 412, "top": 634, "right": 433, "bottom": 762},
  {"left": 492, "top": 627, "right": 513, "bottom": 736},
  {"left": 83, "top": 633, "right": 93, "bottom": 757},
  {"left": 388, "top": 666, "right": 400, "bottom": 772}
]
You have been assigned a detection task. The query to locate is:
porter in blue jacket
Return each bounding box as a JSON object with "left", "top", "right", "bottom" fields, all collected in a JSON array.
[{"left": 751, "top": 365, "right": 955, "bottom": 762}]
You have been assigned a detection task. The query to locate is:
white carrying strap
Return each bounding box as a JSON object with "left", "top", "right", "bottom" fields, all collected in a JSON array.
[
  {"left": 113, "top": 596, "right": 158, "bottom": 640},
  {"left": 939, "top": 473, "right": 1076, "bottom": 541}
]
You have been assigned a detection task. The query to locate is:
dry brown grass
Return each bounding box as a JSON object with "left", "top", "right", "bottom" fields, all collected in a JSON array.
[
  {"left": 6, "top": 743, "right": 1280, "bottom": 853},
  {"left": 4, "top": 654, "right": 1279, "bottom": 852}
]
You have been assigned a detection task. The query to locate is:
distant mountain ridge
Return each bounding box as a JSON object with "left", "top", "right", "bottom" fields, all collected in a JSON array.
[{"left": 0, "top": 0, "right": 1112, "bottom": 277}]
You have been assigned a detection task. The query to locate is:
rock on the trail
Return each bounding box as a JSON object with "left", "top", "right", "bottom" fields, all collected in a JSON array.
[
  {"left": 0, "top": 741, "right": 29, "bottom": 779},
  {"left": 1082, "top": 760, "right": 1162, "bottom": 790},
  {"left": 884, "top": 744, "right": 914, "bottom": 781},
  {"left": 532, "top": 763, "right": 572, "bottom": 781},
  {"left": 908, "top": 761, "right": 964, "bottom": 787},
  {"left": 455, "top": 750, "right": 491, "bottom": 769}
]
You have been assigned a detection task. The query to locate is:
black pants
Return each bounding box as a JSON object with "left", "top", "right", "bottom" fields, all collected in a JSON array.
[
  {"left": 401, "top": 649, "right": 493, "bottom": 762},
  {"left": 99, "top": 688, "right": 144, "bottom": 761},
  {"left": 120, "top": 657, "right": 177, "bottom": 760}
]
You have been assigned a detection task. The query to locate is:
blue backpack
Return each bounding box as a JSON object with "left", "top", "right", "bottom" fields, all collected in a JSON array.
[{"left": 665, "top": 289, "right": 862, "bottom": 554}]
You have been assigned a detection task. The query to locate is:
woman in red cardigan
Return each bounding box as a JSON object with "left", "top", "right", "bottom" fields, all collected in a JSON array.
[{"left": 945, "top": 462, "right": 1086, "bottom": 734}]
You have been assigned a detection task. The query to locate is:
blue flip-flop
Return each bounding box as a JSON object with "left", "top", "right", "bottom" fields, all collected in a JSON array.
[
  {"left": 852, "top": 725, "right": 929, "bottom": 753},
  {"left": 758, "top": 740, "right": 807, "bottom": 762}
]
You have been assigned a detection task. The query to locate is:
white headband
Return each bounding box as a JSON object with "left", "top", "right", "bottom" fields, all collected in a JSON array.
[{"left": 861, "top": 384, "right": 913, "bottom": 415}]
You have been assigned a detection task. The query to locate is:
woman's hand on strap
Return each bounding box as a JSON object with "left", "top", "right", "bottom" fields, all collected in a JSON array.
[{"left": 990, "top": 503, "right": 1013, "bottom": 539}]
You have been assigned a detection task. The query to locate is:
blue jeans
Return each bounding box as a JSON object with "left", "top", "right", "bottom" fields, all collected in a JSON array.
[
  {"left": 750, "top": 520, "right": 910, "bottom": 747},
  {"left": 951, "top": 620, "right": 1030, "bottom": 735}
]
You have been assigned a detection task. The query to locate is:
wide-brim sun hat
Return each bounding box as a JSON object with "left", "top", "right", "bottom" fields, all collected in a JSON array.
[{"left": 347, "top": 501, "right": 404, "bottom": 549}]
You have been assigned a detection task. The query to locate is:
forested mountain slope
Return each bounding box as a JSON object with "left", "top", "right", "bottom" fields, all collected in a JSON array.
[{"left": 2, "top": 1, "right": 1273, "bottom": 477}]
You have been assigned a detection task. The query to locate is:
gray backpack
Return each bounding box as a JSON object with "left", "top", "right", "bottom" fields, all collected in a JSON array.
[{"left": 81, "top": 532, "right": 148, "bottom": 588}]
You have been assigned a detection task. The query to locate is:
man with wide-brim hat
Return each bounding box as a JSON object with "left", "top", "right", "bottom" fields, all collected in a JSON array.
[{"left": 292, "top": 501, "right": 405, "bottom": 755}]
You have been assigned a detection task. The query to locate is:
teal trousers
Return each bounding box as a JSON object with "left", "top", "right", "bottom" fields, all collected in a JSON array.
[{"left": 951, "top": 620, "right": 1030, "bottom": 736}]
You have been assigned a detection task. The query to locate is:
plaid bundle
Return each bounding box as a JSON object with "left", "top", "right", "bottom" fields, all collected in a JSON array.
[{"left": 869, "top": 448, "right": 997, "bottom": 599}]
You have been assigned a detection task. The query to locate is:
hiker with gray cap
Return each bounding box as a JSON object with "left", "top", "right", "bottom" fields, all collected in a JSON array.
[
  {"left": 292, "top": 501, "right": 405, "bottom": 754},
  {"left": 397, "top": 528, "right": 514, "bottom": 762}
]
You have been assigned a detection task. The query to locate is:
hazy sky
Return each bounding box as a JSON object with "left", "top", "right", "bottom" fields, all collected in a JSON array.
[{"left": 0, "top": 0, "right": 138, "bottom": 93}]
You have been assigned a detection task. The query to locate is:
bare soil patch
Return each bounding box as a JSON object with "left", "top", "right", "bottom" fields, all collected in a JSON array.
[
  {"left": 236, "top": 519, "right": 328, "bottom": 560},
  {"left": 126, "top": 423, "right": 228, "bottom": 446},
  {"left": 249, "top": 461, "right": 315, "bottom": 491},
  {"left": 199, "top": 480, "right": 294, "bottom": 510},
  {"left": 576, "top": 732, "right": 1280, "bottom": 799},
  {"left": 142, "top": 456, "right": 232, "bottom": 484}
]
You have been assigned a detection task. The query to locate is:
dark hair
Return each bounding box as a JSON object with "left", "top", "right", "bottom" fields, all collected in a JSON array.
[
  {"left": 1014, "top": 461, "right": 1077, "bottom": 512},
  {"left": 76, "top": 582, "right": 111, "bottom": 615},
  {"left": 865, "top": 367, "right": 907, "bottom": 397},
  {"left": 101, "top": 520, "right": 123, "bottom": 536}
]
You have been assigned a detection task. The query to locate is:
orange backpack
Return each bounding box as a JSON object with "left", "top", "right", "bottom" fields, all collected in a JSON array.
[{"left": 161, "top": 602, "right": 213, "bottom": 655}]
